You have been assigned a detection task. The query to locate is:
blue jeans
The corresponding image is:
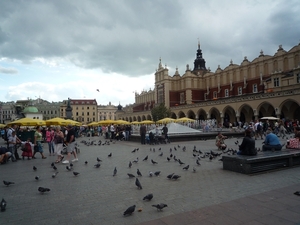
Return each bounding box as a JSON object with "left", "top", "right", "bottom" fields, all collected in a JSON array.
[{"left": 48, "top": 141, "right": 54, "bottom": 153}]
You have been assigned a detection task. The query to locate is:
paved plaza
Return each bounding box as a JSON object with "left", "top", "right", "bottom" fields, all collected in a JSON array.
[{"left": 1, "top": 134, "right": 300, "bottom": 225}]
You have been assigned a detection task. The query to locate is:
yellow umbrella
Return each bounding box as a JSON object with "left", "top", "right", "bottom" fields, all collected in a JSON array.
[
  {"left": 0, "top": 124, "right": 7, "bottom": 128},
  {"left": 156, "top": 118, "right": 175, "bottom": 124},
  {"left": 98, "top": 120, "right": 115, "bottom": 125},
  {"left": 46, "top": 117, "right": 68, "bottom": 126},
  {"left": 65, "top": 119, "right": 82, "bottom": 126},
  {"left": 131, "top": 121, "right": 141, "bottom": 125},
  {"left": 87, "top": 122, "right": 99, "bottom": 127},
  {"left": 175, "top": 117, "right": 195, "bottom": 123},
  {"left": 140, "top": 120, "right": 154, "bottom": 124},
  {"left": 8, "top": 118, "right": 46, "bottom": 126},
  {"left": 115, "top": 120, "right": 131, "bottom": 125}
]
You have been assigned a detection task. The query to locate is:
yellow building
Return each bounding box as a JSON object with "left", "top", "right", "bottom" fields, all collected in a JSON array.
[
  {"left": 117, "top": 42, "right": 300, "bottom": 124},
  {"left": 97, "top": 102, "right": 118, "bottom": 121},
  {"left": 60, "top": 99, "right": 97, "bottom": 124}
]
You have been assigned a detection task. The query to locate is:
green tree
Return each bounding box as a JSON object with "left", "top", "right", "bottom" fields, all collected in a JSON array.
[{"left": 151, "top": 103, "right": 171, "bottom": 122}]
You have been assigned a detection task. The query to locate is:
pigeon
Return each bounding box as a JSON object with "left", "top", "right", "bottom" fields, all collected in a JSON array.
[
  {"left": 178, "top": 159, "right": 185, "bottom": 165},
  {"left": 170, "top": 148, "right": 172, "bottom": 153},
  {"left": 171, "top": 175, "right": 181, "bottom": 180},
  {"left": 167, "top": 157, "right": 170, "bottom": 162},
  {"left": 3, "top": 180, "right": 14, "bottom": 186},
  {"left": 294, "top": 191, "right": 300, "bottom": 196},
  {"left": 1, "top": 198, "right": 7, "bottom": 212},
  {"left": 127, "top": 173, "right": 135, "bottom": 178},
  {"left": 35, "top": 176, "right": 40, "bottom": 181},
  {"left": 151, "top": 159, "right": 158, "bottom": 164},
  {"left": 167, "top": 173, "right": 174, "bottom": 179},
  {"left": 154, "top": 171, "right": 161, "bottom": 176},
  {"left": 33, "top": 166, "right": 37, "bottom": 171},
  {"left": 143, "top": 193, "right": 153, "bottom": 201},
  {"left": 66, "top": 166, "right": 72, "bottom": 171},
  {"left": 133, "top": 158, "right": 139, "bottom": 163},
  {"left": 97, "top": 157, "right": 102, "bottom": 162},
  {"left": 53, "top": 165, "right": 57, "bottom": 171},
  {"left": 84, "top": 161, "right": 88, "bottom": 165},
  {"left": 113, "top": 167, "right": 117, "bottom": 176},
  {"left": 73, "top": 172, "right": 80, "bottom": 176},
  {"left": 149, "top": 171, "right": 153, "bottom": 177},
  {"left": 143, "top": 155, "right": 148, "bottom": 161},
  {"left": 170, "top": 154, "right": 173, "bottom": 158},
  {"left": 193, "top": 167, "right": 196, "bottom": 172},
  {"left": 38, "top": 187, "right": 50, "bottom": 194},
  {"left": 129, "top": 161, "right": 132, "bottom": 168},
  {"left": 108, "top": 153, "right": 112, "bottom": 157},
  {"left": 152, "top": 203, "right": 168, "bottom": 211},
  {"left": 132, "top": 148, "right": 136, "bottom": 153},
  {"left": 123, "top": 205, "right": 136, "bottom": 216},
  {"left": 196, "top": 159, "right": 201, "bottom": 166},
  {"left": 70, "top": 163, "right": 74, "bottom": 167},
  {"left": 235, "top": 140, "right": 239, "bottom": 145},
  {"left": 137, "top": 169, "right": 142, "bottom": 176},
  {"left": 183, "top": 165, "right": 189, "bottom": 170},
  {"left": 51, "top": 162, "right": 54, "bottom": 167},
  {"left": 94, "top": 163, "right": 101, "bottom": 168},
  {"left": 159, "top": 152, "right": 163, "bottom": 157},
  {"left": 135, "top": 178, "right": 142, "bottom": 189},
  {"left": 52, "top": 172, "right": 59, "bottom": 178}
]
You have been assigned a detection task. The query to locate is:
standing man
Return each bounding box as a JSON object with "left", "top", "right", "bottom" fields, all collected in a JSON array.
[
  {"left": 8, "top": 131, "right": 19, "bottom": 162},
  {"left": 110, "top": 124, "right": 115, "bottom": 140},
  {"left": 162, "top": 124, "right": 169, "bottom": 142},
  {"left": 62, "top": 125, "right": 78, "bottom": 164},
  {"left": 140, "top": 124, "right": 146, "bottom": 145}
]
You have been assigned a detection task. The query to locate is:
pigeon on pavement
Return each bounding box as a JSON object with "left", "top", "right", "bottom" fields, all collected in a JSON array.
[
  {"left": 123, "top": 205, "right": 136, "bottom": 216},
  {"left": 108, "top": 153, "right": 112, "bottom": 157},
  {"left": 137, "top": 169, "right": 142, "bottom": 176},
  {"left": 129, "top": 161, "right": 132, "bottom": 168},
  {"left": 135, "top": 178, "right": 142, "bottom": 189},
  {"left": 52, "top": 172, "right": 59, "bottom": 178},
  {"left": 143, "top": 193, "right": 153, "bottom": 201},
  {"left": 38, "top": 187, "right": 50, "bottom": 194},
  {"left": 127, "top": 173, "right": 135, "bottom": 178},
  {"left": 94, "top": 163, "right": 101, "bottom": 168},
  {"left": 1, "top": 198, "right": 7, "bottom": 211},
  {"left": 113, "top": 167, "right": 117, "bottom": 176},
  {"left": 143, "top": 155, "right": 148, "bottom": 161},
  {"left": 151, "top": 159, "right": 158, "bottom": 164},
  {"left": 152, "top": 203, "right": 168, "bottom": 211},
  {"left": 33, "top": 166, "right": 37, "bottom": 171},
  {"left": 154, "top": 171, "right": 161, "bottom": 176},
  {"left": 35, "top": 176, "right": 40, "bottom": 181},
  {"left": 73, "top": 172, "right": 80, "bottom": 176},
  {"left": 183, "top": 165, "right": 189, "bottom": 170},
  {"left": 3, "top": 180, "right": 15, "bottom": 186}
]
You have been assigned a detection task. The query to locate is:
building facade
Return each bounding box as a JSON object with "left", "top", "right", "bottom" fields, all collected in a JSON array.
[
  {"left": 60, "top": 99, "right": 97, "bottom": 124},
  {"left": 117, "top": 42, "right": 300, "bottom": 124},
  {"left": 98, "top": 102, "right": 118, "bottom": 121}
]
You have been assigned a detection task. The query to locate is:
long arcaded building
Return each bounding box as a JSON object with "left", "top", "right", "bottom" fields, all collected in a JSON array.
[{"left": 117, "top": 42, "right": 300, "bottom": 124}]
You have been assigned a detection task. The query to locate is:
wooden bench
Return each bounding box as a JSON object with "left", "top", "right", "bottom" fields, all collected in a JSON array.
[{"left": 222, "top": 150, "right": 300, "bottom": 174}]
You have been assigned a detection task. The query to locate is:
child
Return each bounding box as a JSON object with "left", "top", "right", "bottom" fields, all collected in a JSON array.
[{"left": 21, "top": 138, "right": 34, "bottom": 160}]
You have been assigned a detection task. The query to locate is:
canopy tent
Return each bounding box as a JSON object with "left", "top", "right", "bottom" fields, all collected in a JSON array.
[
  {"left": 87, "top": 122, "right": 99, "bottom": 127},
  {"left": 260, "top": 116, "right": 279, "bottom": 120},
  {"left": 139, "top": 120, "right": 155, "bottom": 124},
  {"left": 65, "top": 119, "right": 82, "bottom": 126},
  {"left": 156, "top": 118, "right": 175, "bottom": 124},
  {"left": 98, "top": 120, "right": 116, "bottom": 125},
  {"left": 8, "top": 118, "right": 46, "bottom": 126},
  {"left": 45, "top": 117, "right": 69, "bottom": 126},
  {"left": 175, "top": 117, "right": 195, "bottom": 123},
  {"left": 115, "top": 120, "right": 131, "bottom": 125},
  {"left": 0, "top": 124, "right": 6, "bottom": 128}
]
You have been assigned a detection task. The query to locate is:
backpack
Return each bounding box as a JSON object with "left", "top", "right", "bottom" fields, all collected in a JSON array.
[
  {"left": 3, "top": 128, "right": 11, "bottom": 142},
  {"left": 257, "top": 124, "right": 262, "bottom": 131}
]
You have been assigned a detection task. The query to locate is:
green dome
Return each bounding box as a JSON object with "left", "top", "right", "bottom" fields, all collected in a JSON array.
[{"left": 23, "top": 106, "right": 39, "bottom": 113}]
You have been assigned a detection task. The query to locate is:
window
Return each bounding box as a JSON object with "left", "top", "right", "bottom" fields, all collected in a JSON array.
[
  {"left": 93, "top": 112, "right": 95, "bottom": 116},
  {"left": 87, "top": 112, "right": 89, "bottom": 116},
  {"left": 82, "top": 107, "right": 84, "bottom": 110},
  {"left": 180, "top": 92, "right": 185, "bottom": 104},
  {"left": 253, "top": 84, "right": 258, "bottom": 93},
  {"left": 87, "top": 107, "right": 89, "bottom": 109},
  {"left": 224, "top": 89, "right": 229, "bottom": 97},
  {"left": 238, "top": 87, "right": 242, "bottom": 95},
  {"left": 82, "top": 112, "right": 84, "bottom": 116},
  {"left": 297, "top": 73, "right": 300, "bottom": 83},
  {"left": 76, "top": 107, "right": 78, "bottom": 110},
  {"left": 273, "top": 77, "right": 280, "bottom": 87},
  {"left": 76, "top": 112, "right": 78, "bottom": 116},
  {"left": 213, "top": 91, "right": 217, "bottom": 99}
]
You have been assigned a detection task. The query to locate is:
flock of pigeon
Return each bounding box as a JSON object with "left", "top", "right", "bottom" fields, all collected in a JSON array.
[{"left": 2, "top": 137, "right": 232, "bottom": 217}]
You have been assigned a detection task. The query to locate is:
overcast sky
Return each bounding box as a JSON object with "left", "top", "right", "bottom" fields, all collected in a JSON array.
[{"left": 0, "top": 0, "right": 299, "bottom": 106}]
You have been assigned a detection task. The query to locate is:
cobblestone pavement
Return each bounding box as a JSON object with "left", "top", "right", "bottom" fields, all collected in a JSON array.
[{"left": 1, "top": 135, "right": 299, "bottom": 225}]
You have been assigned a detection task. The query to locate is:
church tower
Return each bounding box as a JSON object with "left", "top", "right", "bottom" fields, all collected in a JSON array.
[{"left": 193, "top": 40, "right": 207, "bottom": 76}]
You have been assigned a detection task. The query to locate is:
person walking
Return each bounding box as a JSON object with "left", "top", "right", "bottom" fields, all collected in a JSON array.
[
  {"left": 53, "top": 126, "right": 64, "bottom": 163},
  {"left": 46, "top": 127, "right": 54, "bottom": 156},
  {"left": 32, "top": 126, "right": 47, "bottom": 159},
  {"left": 62, "top": 125, "right": 78, "bottom": 164},
  {"left": 140, "top": 124, "right": 146, "bottom": 145}
]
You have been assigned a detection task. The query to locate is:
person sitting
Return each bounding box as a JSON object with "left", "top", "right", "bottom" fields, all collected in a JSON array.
[
  {"left": 0, "top": 147, "right": 12, "bottom": 164},
  {"left": 216, "top": 132, "right": 227, "bottom": 150},
  {"left": 262, "top": 128, "right": 283, "bottom": 151},
  {"left": 237, "top": 129, "right": 257, "bottom": 156},
  {"left": 286, "top": 127, "right": 300, "bottom": 149}
]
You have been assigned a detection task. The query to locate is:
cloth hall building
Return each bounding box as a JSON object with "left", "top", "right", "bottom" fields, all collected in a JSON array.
[{"left": 117, "top": 42, "right": 300, "bottom": 124}]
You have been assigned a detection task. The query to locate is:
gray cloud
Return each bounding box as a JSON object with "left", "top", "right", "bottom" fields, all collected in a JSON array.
[
  {"left": 0, "top": 66, "right": 18, "bottom": 74},
  {"left": 0, "top": 0, "right": 299, "bottom": 77}
]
